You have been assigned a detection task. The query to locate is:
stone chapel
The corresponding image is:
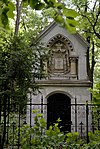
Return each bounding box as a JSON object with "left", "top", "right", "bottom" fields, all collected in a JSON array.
[{"left": 27, "top": 21, "right": 92, "bottom": 133}]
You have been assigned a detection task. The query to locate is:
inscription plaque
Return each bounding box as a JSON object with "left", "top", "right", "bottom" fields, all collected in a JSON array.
[{"left": 55, "top": 58, "right": 63, "bottom": 69}]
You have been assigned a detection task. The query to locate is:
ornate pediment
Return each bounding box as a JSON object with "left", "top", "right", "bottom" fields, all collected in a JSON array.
[
  {"left": 47, "top": 35, "right": 72, "bottom": 77},
  {"left": 47, "top": 34, "right": 74, "bottom": 52},
  {"left": 44, "top": 34, "right": 78, "bottom": 80}
]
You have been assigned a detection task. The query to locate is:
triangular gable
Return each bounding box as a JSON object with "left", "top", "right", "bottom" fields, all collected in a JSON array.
[{"left": 37, "top": 21, "right": 89, "bottom": 49}]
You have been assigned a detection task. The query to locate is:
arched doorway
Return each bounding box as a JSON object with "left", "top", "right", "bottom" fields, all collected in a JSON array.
[{"left": 47, "top": 93, "right": 71, "bottom": 132}]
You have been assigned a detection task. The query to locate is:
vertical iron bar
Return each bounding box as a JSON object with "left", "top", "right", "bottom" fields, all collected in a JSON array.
[
  {"left": 2, "top": 90, "right": 7, "bottom": 149},
  {"left": 12, "top": 122, "right": 15, "bottom": 149},
  {"left": 75, "top": 97, "right": 77, "bottom": 132},
  {"left": 97, "top": 110, "right": 100, "bottom": 130},
  {"left": 41, "top": 95, "right": 43, "bottom": 115},
  {"left": 41, "top": 95, "right": 43, "bottom": 142},
  {"left": 80, "top": 122, "right": 83, "bottom": 139},
  {"left": 0, "top": 97, "right": 1, "bottom": 147},
  {"left": 18, "top": 107, "right": 20, "bottom": 149},
  {"left": 6, "top": 97, "right": 10, "bottom": 145},
  {"left": 86, "top": 101, "right": 89, "bottom": 143},
  {"left": 92, "top": 123, "right": 94, "bottom": 134},
  {"left": 98, "top": 118, "right": 100, "bottom": 130},
  {"left": 30, "top": 91, "right": 32, "bottom": 149}
]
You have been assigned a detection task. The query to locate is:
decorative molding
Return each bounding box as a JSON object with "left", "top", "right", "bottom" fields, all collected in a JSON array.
[
  {"left": 46, "top": 34, "right": 74, "bottom": 77},
  {"left": 70, "top": 57, "right": 77, "bottom": 63},
  {"left": 47, "top": 34, "right": 74, "bottom": 52},
  {"left": 36, "top": 79, "right": 92, "bottom": 87}
]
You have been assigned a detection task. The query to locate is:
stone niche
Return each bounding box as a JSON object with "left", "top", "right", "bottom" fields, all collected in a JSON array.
[{"left": 46, "top": 35, "right": 78, "bottom": 80}]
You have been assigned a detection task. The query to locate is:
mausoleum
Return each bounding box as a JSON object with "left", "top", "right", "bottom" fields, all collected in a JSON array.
[{"left": 27, "top": 21, "right": 92, "bottom": 133}]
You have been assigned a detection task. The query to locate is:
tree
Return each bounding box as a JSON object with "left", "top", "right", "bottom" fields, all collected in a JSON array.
[
  {"left": 20, "top": 7, "right": 50, "bottom": 37},
  {"left": 0, "top": 31, "right": 48, "bottom": 149},
  {"left": 68, "top": 0, "right": 100, "bottom": 87},
  {"left": 0, "top": 0, "right": 79, "bottom": 33},
  {"left": 0, "top": 0, "right": 55, "bottom": 147}
]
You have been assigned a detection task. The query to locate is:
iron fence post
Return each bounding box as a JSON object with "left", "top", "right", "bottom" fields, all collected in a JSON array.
[
  {"left": 80, "top": 121, "right": 84, "bottom": 139},
  {"left": 41, "top": 95, "right": 43, "bottom": 142},
  {"left": 12, "top": 122, "right": 15, "bottom": 148},
  {"left": 30, "top": 91, "right": 32, "bottom": 149},
  {"left": 86, "top": 101, "right": 89, "bottom": 143},
  {"left": 75, "top": 97, "right": 77, "bottom": 132},
  {"left": 41, "top": 95, "right": 43, "bottom": 115},
  {"left": 91, "top": 122, "right": 94, "bottom": 134},
  {"left": 18, "top": 107, "right": 20, "bottom": 149},
  {"left": 97, "top": 110, "right": 100, "bottom": 130}
]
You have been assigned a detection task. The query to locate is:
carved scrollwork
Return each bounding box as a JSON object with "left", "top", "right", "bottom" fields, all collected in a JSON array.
[
  {"left": 48, "top": 40, "right": 70, "bottom": 75},
  {"left": 46, "top": 34, "right": 76, "bottom": 78}
]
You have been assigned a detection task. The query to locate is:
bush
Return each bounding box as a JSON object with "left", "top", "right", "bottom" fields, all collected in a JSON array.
[{"left": 6, "top": 110, "right": 100, "bottom": 149}]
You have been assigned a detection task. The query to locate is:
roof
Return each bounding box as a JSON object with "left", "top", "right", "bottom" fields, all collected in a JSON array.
[{"left": 37, "top": 21, "right": 89, "bottom": 48}]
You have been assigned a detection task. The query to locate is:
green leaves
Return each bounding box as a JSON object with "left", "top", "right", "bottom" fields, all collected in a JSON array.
[
  {"left": 1, "top": 6, "right": 9, "bottom": 27},
  {"left": 7, "top": 2, "right": 15, "bottom": 19},
  {"left": 28, "top": 0, "right": 45, "bottom": 10},
  {"left": 0, "top": 0, "right": 15, "bottom": 28},
  {"left": 63, "top": 8, "right": 79, "bottom": 18},
  {"left": 44, "top": 0, "right": 56, "bottom": 7},
  {"left": 0, "top": 0, "right": 79, "bottom": 33},
  {"left": 55, "top": 14, "right": 64, "bottom": 23},
  {"left": 1, "top": 12, "right": 8, "bottom": 27},
  {"left": 0, "top": 33, "right": 48, "bottom": 114},
  {"left": 29, "top": 0, "right": 37, "bottom": 9},
  {"left": 35, "top": 2, "right": 45, "bottom": 10},
  {"left": 62, "top": 8, "right": 79, "bottom": 33}
]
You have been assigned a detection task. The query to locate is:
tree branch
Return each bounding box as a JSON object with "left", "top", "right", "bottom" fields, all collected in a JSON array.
[
  {"left": 93, "top": 0, "right": 97, "bottom": 12},
  {"left": 93, "top": 2, "right": 100, "bottom": 27},
  {"left": 92, "top": 2, "right": 100, "bottom": 39}
]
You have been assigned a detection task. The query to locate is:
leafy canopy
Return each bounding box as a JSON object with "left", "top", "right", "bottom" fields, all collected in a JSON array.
[{"left": 0, "top": 0, "right": 79, "bottom": 33}]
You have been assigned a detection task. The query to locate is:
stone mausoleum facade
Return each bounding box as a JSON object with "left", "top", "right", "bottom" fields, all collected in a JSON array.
[{"left": 27, "top": 22, "right": 92, "bottom": 133}]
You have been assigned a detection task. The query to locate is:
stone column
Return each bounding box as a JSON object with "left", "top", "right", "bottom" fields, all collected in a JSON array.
[{"left": 70, "top": 57, "right": 77, "bottom": 75}]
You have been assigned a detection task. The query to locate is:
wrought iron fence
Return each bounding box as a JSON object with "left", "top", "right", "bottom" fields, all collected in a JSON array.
[{"left": 0, "top": 96, "right": 100, "bottom": 149}]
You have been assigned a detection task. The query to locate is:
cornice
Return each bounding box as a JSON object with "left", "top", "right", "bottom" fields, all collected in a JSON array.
[{"left": 36, "top": 80, "right": 92, "bottom": 87}]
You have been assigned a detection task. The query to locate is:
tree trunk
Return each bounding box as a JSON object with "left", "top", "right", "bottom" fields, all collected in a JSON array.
[
  {"left": 90, "top": 41, "right": 96, "bottom": 87},
  {"left": 84, "top": 2, "right": 96, "bottom": 87},
  {"left": 86, "top": 36, "right": 91, "bottom": 78},
  {"left": 15, "top": 0, "right": 22, "bottom": 35},
  {"left": 87, "top": 40, "right": 96, "bottom": 88}
]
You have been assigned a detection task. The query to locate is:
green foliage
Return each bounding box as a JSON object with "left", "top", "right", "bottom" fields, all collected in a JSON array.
[
  {"left": 90, "top": 83, "right": 100, "bottom": 126},
  {"left": 91, "top": 83, "right": 100, "bottom": 104},
  {"left": 0, "top": 0, "right": 15, "bottom": 28},
  {"left": 20, "top": 8, "right": 49, "bottom": 36},
  {"left": 13, "top": 111, "right": 100, "bottom": 149},
  {"left": 1, "top": 110, "right": 100, "bottom": 148},
  {"left": 0, "top": 33, "right": 48, "bottom": 112},
  {"left": 65, "top": 132, "right": 83, "bottom": 149},
  {"left": 0, "top": 112, "right": 25, "bottom": 146},
  {"left": 0, "top": 0, "right": 79, "bottom": 33},
  {"left": 20, "top": 111, "right": 66, "bottom": 149},
  {"left": 83, "top": 131, "right": 100, "bottom": 149}
]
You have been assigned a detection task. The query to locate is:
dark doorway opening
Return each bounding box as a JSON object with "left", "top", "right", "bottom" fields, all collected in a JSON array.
[{"left": 47, "top": 93, "right": 71, "bottom": 133}]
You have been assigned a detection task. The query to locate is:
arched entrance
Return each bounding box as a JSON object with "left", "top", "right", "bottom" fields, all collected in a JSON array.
[{"left": 47, "top": 93, "right": 71, "bottom": 132}]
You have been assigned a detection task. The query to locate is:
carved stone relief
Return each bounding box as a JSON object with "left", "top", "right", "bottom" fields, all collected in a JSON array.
[
  {"left": 46, "top": 34, "right": 78, "bottom": 79},
  {"left": 48, "top": 40, "right": 70, "bottom": 76}
]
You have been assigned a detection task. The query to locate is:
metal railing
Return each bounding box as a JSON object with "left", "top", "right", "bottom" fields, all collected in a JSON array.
[{"left": 0, "top": 96, "right": 100, "bottom": 149}]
